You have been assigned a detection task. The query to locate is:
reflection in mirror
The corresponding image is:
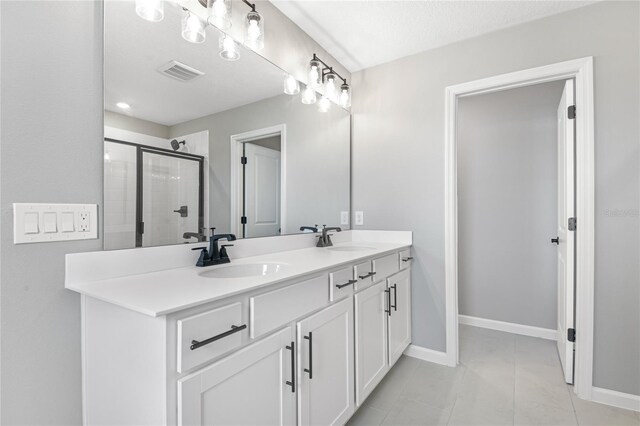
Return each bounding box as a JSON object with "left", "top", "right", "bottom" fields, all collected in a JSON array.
[{"left": 103, "top": 1, "right": 350, "bottom": 250}]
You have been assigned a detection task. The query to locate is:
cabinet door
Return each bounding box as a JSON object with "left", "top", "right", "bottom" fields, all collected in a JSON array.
[
  {"left": 354, "top": 281, "right": 389, "bottom": 405},
  {"left": 178, "top": 327, "right": 296, "bottom": 426},
  {"left": 297, "top": 297, "right": 354, "bottom": 425},
  {"left": 387, "top": 268, "right": 412, "bottom": 366}
]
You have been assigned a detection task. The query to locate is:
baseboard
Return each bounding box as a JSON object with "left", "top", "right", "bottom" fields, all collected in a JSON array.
[
  {"left": 459, "top": 315, "right": 557, "bottom": 340},
  {"left": 404, "top": 345, "right": 453, "bottom": 367},
  {"left": 591, "top": 387, "right": 640, "bottom": 412}
]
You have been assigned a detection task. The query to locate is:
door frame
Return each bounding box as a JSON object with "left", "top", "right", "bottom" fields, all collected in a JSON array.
[
  {"left": 230, "top": 124, "right": 286, "bottom": 237},
  {"left": 443, "top": 57, "right": 595, "bottom": 400}
]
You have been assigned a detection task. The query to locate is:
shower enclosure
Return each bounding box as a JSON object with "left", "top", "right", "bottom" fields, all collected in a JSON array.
[{"left": 104, "top": 138, "right": 204, "bottom": 250}]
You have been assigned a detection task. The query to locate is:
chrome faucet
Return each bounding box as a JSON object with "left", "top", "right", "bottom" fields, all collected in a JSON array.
[
  {"left": 191, "top": 227, "right": 237, "bottom": 267},
  {"left": 316, "top": 226, "right": 341, "bottom": 247}
]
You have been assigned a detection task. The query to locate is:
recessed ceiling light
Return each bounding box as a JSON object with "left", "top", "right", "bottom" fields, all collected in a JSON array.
[{"left": 116, "top": 102, "right": 131, "bottom": 110}]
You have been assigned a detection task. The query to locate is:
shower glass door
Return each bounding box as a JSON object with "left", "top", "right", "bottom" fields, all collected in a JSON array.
[{"left": 139, "top": 149, "right": 203, "bottom": 247}]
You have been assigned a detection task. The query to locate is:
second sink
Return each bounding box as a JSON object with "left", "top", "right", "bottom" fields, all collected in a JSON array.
[{"left": 199, "top": 263, "right": 287, "bottom": 279}]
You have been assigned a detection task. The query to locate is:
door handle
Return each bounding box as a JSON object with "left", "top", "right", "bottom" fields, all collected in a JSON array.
[
  {"left": 336, "top": 279, "right": 357, "bottom": 289},
  {"left": 402, "top": 257, "right": 414, "bottom": 262},
  {"left": 358, "top": 271, "right": 376, "bottom": 280},
  {"left": 285, "top": 341, "right": 295, "bottom": 392},
  {"left": 391, "top": 284, "right": 398, "bottom": 311},
  {"left": 551, "top": 237, "right": 560, "bottom": 245},
  {"left": 304, "top": 332, "right": 313, "bottom": 379},
  {"left": 385, "top": 289, "right": 391, "bottom": 316},
  {"left": 190, "top": 324, "right": 246, "bottom": 350},
  {"left": 173, "top": 205, "right": 188, "bottom": 217}
]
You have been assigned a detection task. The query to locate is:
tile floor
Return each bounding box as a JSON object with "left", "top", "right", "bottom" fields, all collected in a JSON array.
[{"left": 347, "top": 325, "right": 640, "bottom": 426}]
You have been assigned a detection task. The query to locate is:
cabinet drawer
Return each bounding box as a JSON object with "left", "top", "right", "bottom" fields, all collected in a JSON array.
[
  {"left": 330, "top": 266, "right": 356, "bottom": 301},
  {"left": 399, "top": 249, "right": 413, "bottom": 269},
  {"left": 250, "top": 275, "right": 328, "bottom": 338},
  {"left": 177, "top": 302, "right": 245, "bottom": 373},
  {"left": 354, "top": 261, "right": 375, "bottom": 291},
  {"left": 373, "top": 254, "right": 400, "bottom": 280}
]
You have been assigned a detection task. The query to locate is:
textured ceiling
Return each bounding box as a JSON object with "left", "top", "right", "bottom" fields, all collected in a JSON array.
[{"left": 272, "top": 0, "right": 596, "bottom": 72}]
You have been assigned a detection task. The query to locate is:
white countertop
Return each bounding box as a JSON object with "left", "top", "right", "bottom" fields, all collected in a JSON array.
[{"left": 66, "top": 241, "right": 411, "bottom": 317}]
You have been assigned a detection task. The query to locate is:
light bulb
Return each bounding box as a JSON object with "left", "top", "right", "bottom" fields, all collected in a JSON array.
[
  {"left": 208, "top": 0, "right": 231, "bottom": 29},
  {"left": 301, "top": 85, "right": 317, "bottom": 105},
  {"left": 318, "top": 96, "right": 331, "bottom": 112},
  {"left": 116, "top": 102, "right": 130, "bottom": 110},
  {"left": 244, "top": 11, "right": 264, "bottom": 50},
  {"left": 308, "top": 60, "right": 321, "bottom": 88},
  {"left": 219, "top": 35, "right": 240, "bottom": 61},
  {"left": 324, "top": 73, "right": 337, "bottom": 101},
  {"left": 247, "top": 20, "right": 261, "bottom": 40},
  {"left": 213, "top": 0, "right": 227, "bottom": 16},
  {"left": 182, "top": 11, "right": 205, "bottom": 43},
  {"left": 284, "top": 75, "right": 300, "bottom": 95},
  {"left": 136, "top": 0, "right": 164, "bottom": 22},
  {"left": 339, "top": 83, "right": 351, "bottom": 108}
]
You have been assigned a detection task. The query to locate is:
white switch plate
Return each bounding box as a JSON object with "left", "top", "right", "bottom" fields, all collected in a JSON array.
[
  {"left": 340, "top": 211, "right": 349, "bottom": 225},
  {"left": 13, "top": 203, "right": 98, "bottom": 244},
  {"left": 355, "top": 211, "right": 364, "bottom": 226}
]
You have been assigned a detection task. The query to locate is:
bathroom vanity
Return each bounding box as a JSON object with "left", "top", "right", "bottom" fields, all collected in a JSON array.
[{"left": 66, "top": 231, "right": 412, "bottom": 425}]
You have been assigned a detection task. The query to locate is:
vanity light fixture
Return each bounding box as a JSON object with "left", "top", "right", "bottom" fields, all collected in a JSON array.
[
  {"left": 308, "top": 59, "right": 321, "bottom": 89},
  {"left": 116, "top": 102, "right": 131, "bottom": 110},
  {"left": 219, "top": 34, "right": 240, "bottom": 61},
  {"left": 323, "top": 71, "right": 338, "bottom": 101},
  {"left": 307, "top": 54, "right": 351, "bottom": 110},
  {"left": 339, "top": 83, "right": 351, "bottom": 108},
  {"left": 283, "top": 74, "right": 300, "bottom": 95},
  {"left": 136, "top": 0, "right": 164, "bottom": 22},
  {"left": 241, "top": 0, "right": 264, "bottom": 51},
  {"left": 318, "top": 95, "right": 331, "bottom": 112},
  {"left": 301, "top": 85, "right": 317, "bottom": 105},
  {"left": 181, "top": 9, "right": 206, "bottom": 43},
  {"left": 207, "top": 0, "right": 232, "bottom": 30}
]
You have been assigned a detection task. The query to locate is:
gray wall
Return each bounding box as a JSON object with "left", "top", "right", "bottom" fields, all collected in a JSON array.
[
  {"left": 170, "top": 94, "right": 351, "bottom": 235},
  {"left": 352, "top": 1, "right": 640, "bottom": 395},
  {"left": 457, "top": 82, "right": 563, "bottom": 330},
  {"left": 0, "top": 2, "right": 104, "bottom": 424},
  {"left": 104, "top": 110, "right": 170, "bottom": 139},
  {"left": 0, "top": 1, "right": 350, "bottom": 424}
]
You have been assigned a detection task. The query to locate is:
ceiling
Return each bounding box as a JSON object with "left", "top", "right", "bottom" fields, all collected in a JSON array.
[
  {"left": 272, "top": 0, "right": 596, "bottom": 72},
  {"left": 105, "top": 1, "right": 284, "bottom": 126}
]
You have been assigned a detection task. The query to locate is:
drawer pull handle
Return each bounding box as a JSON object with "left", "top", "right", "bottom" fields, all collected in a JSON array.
[
  {"left": 190, "top": 324, "right": 247, "bottom": 350},
  {"left": 336, "top": 279, "right": 357, "bottom": 289},
  {"left": 358, "top": 272, "right": 376, "bottom": 280},
  {"left": 391, "top": 284, "right": 398, "bottom": 311},
  {"left": 286, "top": 341, "right": 296, "bottom": 393},
  {"left": 304, "top": 332, "right": 313, "bottom": 379},
  {"left": 402, "top": 257, "right": 414, "bottom": 262},
  {"left": 385, "top": 289, "right": 391, "bottom": 316}
]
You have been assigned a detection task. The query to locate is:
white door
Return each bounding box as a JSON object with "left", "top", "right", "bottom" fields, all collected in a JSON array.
[
  {"left": 244, "top": 143, "right": 281, "bottom": 238},
  {"left": 177, "top": 327, "right": 296, "bottom": 426},
  {"left": 355, "top": 281, "right": 389, "bottom": 405},
  {"left": 556, "top": 80, "right": 576, "bottom": 384},
  {"left": 387, "top": 269, "right": 412, "bottom": 366},
  {"left": 297, "top": 297, "right": 355, "bottom": 425}
]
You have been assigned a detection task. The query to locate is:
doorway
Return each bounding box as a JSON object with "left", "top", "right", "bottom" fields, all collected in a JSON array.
[{"left": 443, "top": 57, "right": 595, "bottom": 400}]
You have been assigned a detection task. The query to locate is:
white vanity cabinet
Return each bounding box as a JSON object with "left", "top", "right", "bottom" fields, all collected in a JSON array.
[{"left": 387, "top": 268, "right": 412, "bottom": 366}]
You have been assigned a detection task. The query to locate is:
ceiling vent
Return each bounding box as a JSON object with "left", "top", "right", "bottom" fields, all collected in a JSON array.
[{"left": 157, "top": 60, "right": 204, "bottom": 82}]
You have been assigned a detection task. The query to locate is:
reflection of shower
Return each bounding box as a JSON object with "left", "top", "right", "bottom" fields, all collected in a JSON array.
[{"left": 170, "top": 139, "right": 185, "bottom": 151}]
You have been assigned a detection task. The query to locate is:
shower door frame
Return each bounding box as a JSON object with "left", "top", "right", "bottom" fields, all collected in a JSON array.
[{"left": 104, "top": 138, "right": 205, "bottom": 248}]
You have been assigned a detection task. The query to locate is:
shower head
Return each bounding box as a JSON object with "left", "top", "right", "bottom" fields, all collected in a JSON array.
[{"left": 170, "top": 139, "right": 186, "bottom": 151}]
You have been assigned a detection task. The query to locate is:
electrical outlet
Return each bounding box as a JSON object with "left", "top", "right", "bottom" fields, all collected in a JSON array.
[
  {"left": 340, "top": 211, "right": 349, "bottom": 225},
  {"left": 79, "top": 212, "right": 90, "bottom": 232},
  {"left": 355, "top": 211, "right": 364, "bottom": 226}
]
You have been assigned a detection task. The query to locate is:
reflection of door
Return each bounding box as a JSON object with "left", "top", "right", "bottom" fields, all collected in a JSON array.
[
  {"left": 139, "top": 149, "right": 202, "bottom": 247},
  {"left": 242, "top": 143, "right": 281, "bottom": 238},
  {"left": 556, "top": 80, "right": 576, "bottom": 384}
]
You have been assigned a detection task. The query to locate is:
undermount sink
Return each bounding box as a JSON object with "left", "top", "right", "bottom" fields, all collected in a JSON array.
[
  {"left": 328, "top": 245, "right": 376, "bottom": 252},
  {"left": 199, "top": 263, "right": 287, "bottom": 279}
]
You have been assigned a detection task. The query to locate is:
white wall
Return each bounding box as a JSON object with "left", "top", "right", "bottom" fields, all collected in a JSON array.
[
  {"left": 457, "top": 81, "right": 563, "bottom": 330},
  {"left": 352, "top": 1, "right": 639, "bottom": 395},
  {"left": 104, "top": 110, "right": 170, "bottom": 139}
]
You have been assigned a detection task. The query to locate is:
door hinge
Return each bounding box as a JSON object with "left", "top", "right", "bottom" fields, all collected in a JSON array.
[
  {"left": 568, "top": 217, "right": 577, "bottom": 231},
  {"left": 568, "top": 328, "right": 576, "bottom": 342},
  {"left": 241, "top": 156, "right": 247, "bottom": 165},
  {"left": 568, "top": 105, "right": 576, "bottom": 120},
  {"left": 241, "top": 216, "right": 247, "bottom": 225}
]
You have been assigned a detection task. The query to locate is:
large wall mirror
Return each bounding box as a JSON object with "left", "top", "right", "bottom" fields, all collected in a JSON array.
[{"left": 103, "top": 1, "right": 351, "bottom": 250}]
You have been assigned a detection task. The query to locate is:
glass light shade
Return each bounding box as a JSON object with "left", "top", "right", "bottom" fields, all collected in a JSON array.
[
  {"left": 318, "top": 95, "right": 331, "bottom": 112},
  {"left": 136, "top": 0, "right": 164, "bottom": 22},
  {"left": 181, "top": 10, "right": 206, "bottom": 43},
  {"left": 244, "top": 11, "right": 264, "bottom": 51},
  {"left": 207, "top": 0, "right": 231, "bottom": 30},
  {"left": 284, "top": 75, "right": 300, "bottom": 95},
  {"left": 219, "top": 34, "right": 240, "bottom": 61},
  {"left": 301, "top": 85, "right": 317, "bottom": 105},
  {"left": 308, "top": 60, "right": 321, "bottom": 89},
  {"left": 339, "top": 83, "right": 351, "bottom": 108},
  {"left": 324, "top": 72, "right": 338, "bottom": 102}
]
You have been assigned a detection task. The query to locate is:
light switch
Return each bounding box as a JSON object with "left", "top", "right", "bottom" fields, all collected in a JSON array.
[
  {"left": 43, "top": 212, "right": 57, "bottom": 233},
  {"left": 24, "top": 212, "right": 39, "bottom": 234},
  {"left": 61, "top": 212, "right": 75, "bottom": 232}
]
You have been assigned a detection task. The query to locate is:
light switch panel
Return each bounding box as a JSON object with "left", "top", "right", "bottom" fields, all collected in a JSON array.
[
  {"left": 355, "top": 211, "right": 364, "bottom": 226},
  {"left": 13, "top": 203, "right": 98, "bottom": 244},
  {"left": 340, "top": 211, "right": 349, "bottom": 225}
]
